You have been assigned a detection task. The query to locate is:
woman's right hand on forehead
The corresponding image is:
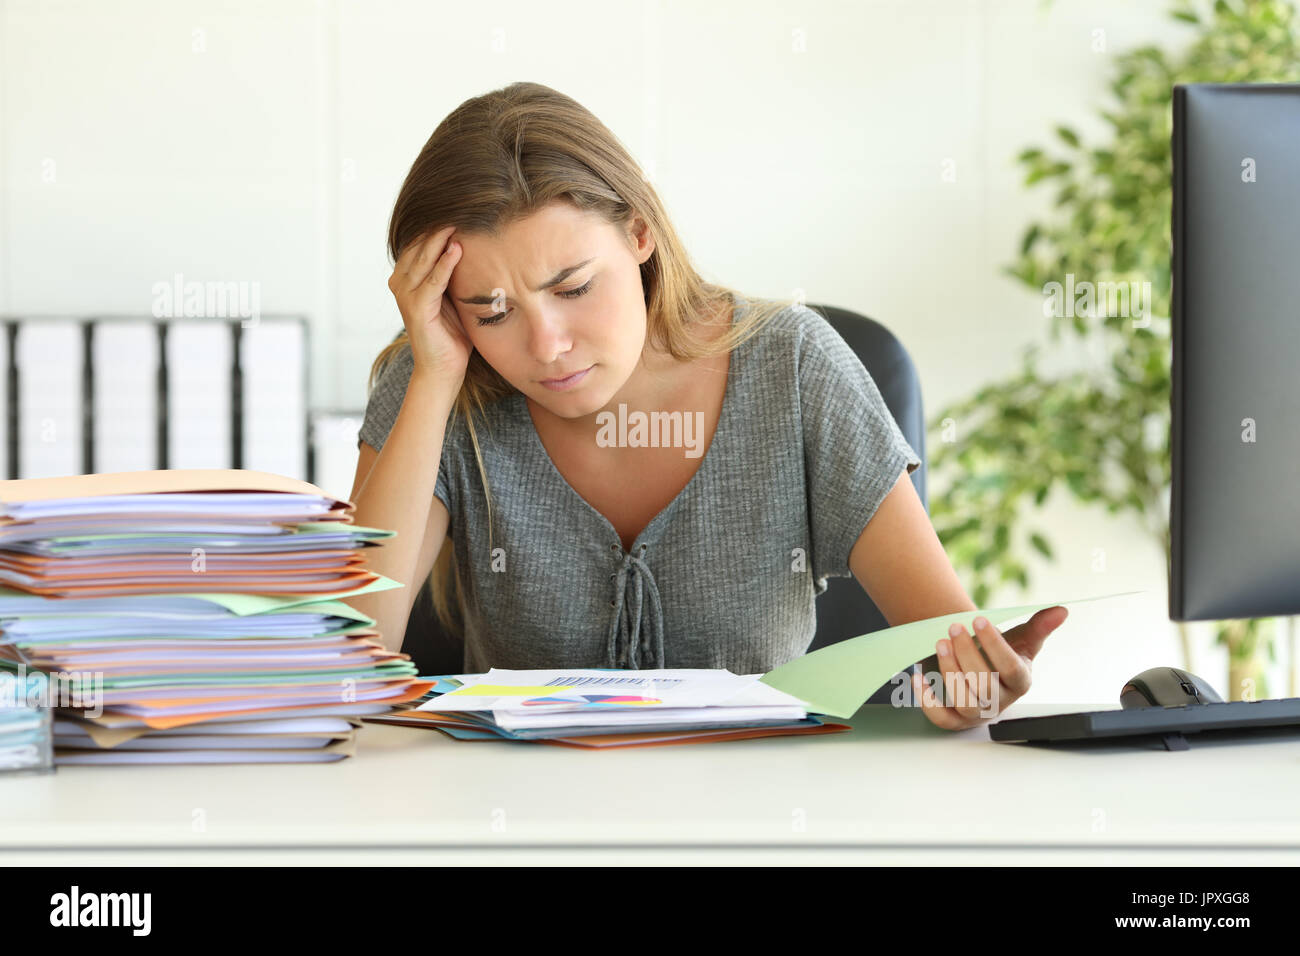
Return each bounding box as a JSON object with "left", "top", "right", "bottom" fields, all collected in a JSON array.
[{"left": 388, "top": 225, "right": 473, "bottom": 383}]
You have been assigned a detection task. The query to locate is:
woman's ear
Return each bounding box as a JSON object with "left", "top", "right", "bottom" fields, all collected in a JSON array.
[{"left": 626, "top": 216, "right": 656, "bottom": 264}]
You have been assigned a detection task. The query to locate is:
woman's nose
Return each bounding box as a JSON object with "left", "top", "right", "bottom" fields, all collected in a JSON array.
[{"left": 526, "top": 307, "right": 574, "bottom": 361}]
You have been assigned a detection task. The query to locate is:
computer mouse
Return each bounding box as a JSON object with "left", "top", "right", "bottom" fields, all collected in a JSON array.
[{"left": 1120, "top": 667, "right": 1225, "bottom": 709}]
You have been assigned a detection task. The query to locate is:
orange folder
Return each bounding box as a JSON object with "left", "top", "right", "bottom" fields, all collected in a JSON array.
[
  {"left": 122, "top": 679, "right": 436, "bottom": 729},
  {"left": 363, "top": 708, "right": 854, "bottom": 748},
  {"left": 1, "top": 568, "right": 378, "bottom": 597}
]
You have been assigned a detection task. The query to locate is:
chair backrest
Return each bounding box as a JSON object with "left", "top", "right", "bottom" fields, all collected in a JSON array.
[
  {"left": 802, "top": 303, "right": 928, "bottom": 650},
  {"left": 802, "top": 305, "right": 928, "bottom": 704},
  {"left": 400, "top": 302, "right": 928, "bottom": 681}
]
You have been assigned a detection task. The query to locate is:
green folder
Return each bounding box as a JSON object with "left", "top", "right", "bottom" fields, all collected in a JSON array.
[{"left": 760, "top": 590, "right": 1143, "bottom": 718}]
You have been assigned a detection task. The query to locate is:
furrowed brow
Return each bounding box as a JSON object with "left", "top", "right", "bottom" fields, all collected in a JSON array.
[{"left": 454, "top": 258, "right": 596, "bottom": 305}]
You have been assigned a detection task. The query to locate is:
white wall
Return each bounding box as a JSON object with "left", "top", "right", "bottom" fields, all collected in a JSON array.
[{"left": 1, "top": 0, "right": 1292, "bottom": 702}]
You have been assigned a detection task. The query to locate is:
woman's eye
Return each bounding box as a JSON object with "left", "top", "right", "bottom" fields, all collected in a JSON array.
[
  {"left": 476, "top": 279, "right": 593, "bottom": 326},
  {"left": 558, "top": 279, "right": 594, "bottom": 299}
]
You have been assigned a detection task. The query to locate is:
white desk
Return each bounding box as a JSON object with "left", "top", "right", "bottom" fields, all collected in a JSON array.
[{"left": 5, "top": 702, "right": 1299, "bottom": 865}]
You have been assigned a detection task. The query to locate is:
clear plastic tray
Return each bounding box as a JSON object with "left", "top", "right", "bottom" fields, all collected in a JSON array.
[{"left": 1, "top": 673, "right": 55, "bottom": 775}]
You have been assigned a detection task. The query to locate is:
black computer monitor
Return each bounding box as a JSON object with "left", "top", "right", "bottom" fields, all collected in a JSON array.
[{"left": 1169, "top": 82, "right": 1300, "bottom": 622}]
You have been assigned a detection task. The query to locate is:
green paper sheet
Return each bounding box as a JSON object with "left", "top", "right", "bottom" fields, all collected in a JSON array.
[
  {"left": 187, "top": 575, "right": 404, "bottom": 616},
  {"left": 759, "top": 590, "right": 1144, "bottom": 718},
  {"left": 92, "top": 660, "right": 419, "bottom": 688},
  {"left": 35, "top": 523, "right": 396, "bottom": 546},
  {"left": 261, "top": 599, "right": 375, "bottom": 625},
  {"left": 293, "top": 522, "right": 396, "bottom": 539}
]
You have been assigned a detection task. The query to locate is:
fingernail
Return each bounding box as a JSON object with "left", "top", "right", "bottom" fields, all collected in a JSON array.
[
  {"left": 948, "top": 622, "right": 961, "bottom": 638},
  {"left": 937, "top": 639, "right": 951, "bottom": 657},
  {"left": 973, "top": 616, "right": 988, "bottom": 631}
]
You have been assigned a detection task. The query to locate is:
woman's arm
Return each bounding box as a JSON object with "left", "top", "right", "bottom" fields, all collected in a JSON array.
[
  {"left": 849, "top": 467, "right": 1067, "bottom": 728},
  {"left": 345, "top": 372, "right": 458, "bottom": 653},
  {"left": 848, "top": 468, "right": 976, "bottom": 628}
]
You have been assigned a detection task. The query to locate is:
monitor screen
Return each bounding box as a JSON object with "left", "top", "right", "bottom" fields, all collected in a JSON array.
[{"left": 1170, "top": 83, "right": 1300, "bottom": 620}]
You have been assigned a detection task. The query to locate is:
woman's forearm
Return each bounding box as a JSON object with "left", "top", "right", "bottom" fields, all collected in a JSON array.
[{"left": 347, "top": 372, "right": 459, "bottom": 652}]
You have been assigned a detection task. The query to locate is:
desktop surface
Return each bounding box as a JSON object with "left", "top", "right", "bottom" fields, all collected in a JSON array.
[{"left": 5, "top": 701, "right": 1299, "bottom": 865}]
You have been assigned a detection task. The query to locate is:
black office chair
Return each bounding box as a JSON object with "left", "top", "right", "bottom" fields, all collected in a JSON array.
[
  {"left": 802, "top": 304, "right": 929, "bottom": 703},
  {"left": 400, "top": 302, "right": 929, "bottom": 702}
]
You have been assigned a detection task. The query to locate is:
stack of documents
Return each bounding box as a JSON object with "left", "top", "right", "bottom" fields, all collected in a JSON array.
[
  {"left": 0, "top": 469, "right": 433, "bottom": 764},
  {"left": 0, "top": 470, "right": 391, "bottom": 597},
  {"left": 361, "top": 592, "right": 1144, "bottom": 749},
  {"left": 364, "top": 668, "right": 851, "bottom": 748}
]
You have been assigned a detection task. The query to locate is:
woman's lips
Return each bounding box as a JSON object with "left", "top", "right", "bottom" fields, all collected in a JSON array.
[{"left": 539, "top": 365, "right": 593, "bottom": 391}]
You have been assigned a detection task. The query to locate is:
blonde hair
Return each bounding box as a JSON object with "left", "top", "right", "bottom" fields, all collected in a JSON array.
[{"left": 370, "top": 81, "right": 795, "bottom": 640}]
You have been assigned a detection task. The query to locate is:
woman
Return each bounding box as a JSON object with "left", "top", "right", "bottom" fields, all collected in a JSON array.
[{"left": 348, "top": 81, "right": 1067, "bottom": 731}]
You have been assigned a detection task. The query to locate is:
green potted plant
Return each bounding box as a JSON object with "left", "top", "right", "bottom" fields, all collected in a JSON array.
[{"left": 928, "top": 0, "right": 1299, "bottom": 700}]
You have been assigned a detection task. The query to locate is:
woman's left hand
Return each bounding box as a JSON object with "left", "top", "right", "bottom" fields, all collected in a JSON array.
[{"left": 911, "top": 605, "right": 1069, "bottom": 730}]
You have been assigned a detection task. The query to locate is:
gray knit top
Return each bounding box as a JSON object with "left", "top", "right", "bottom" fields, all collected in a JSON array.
[{"left": 358, "top": 296, "right": 921, "bottom": 673}]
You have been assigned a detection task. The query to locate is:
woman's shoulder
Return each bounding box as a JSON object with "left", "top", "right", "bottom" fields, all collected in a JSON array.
[{"left": 736, "top": 296, "right": 848, "bottom": 370}]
